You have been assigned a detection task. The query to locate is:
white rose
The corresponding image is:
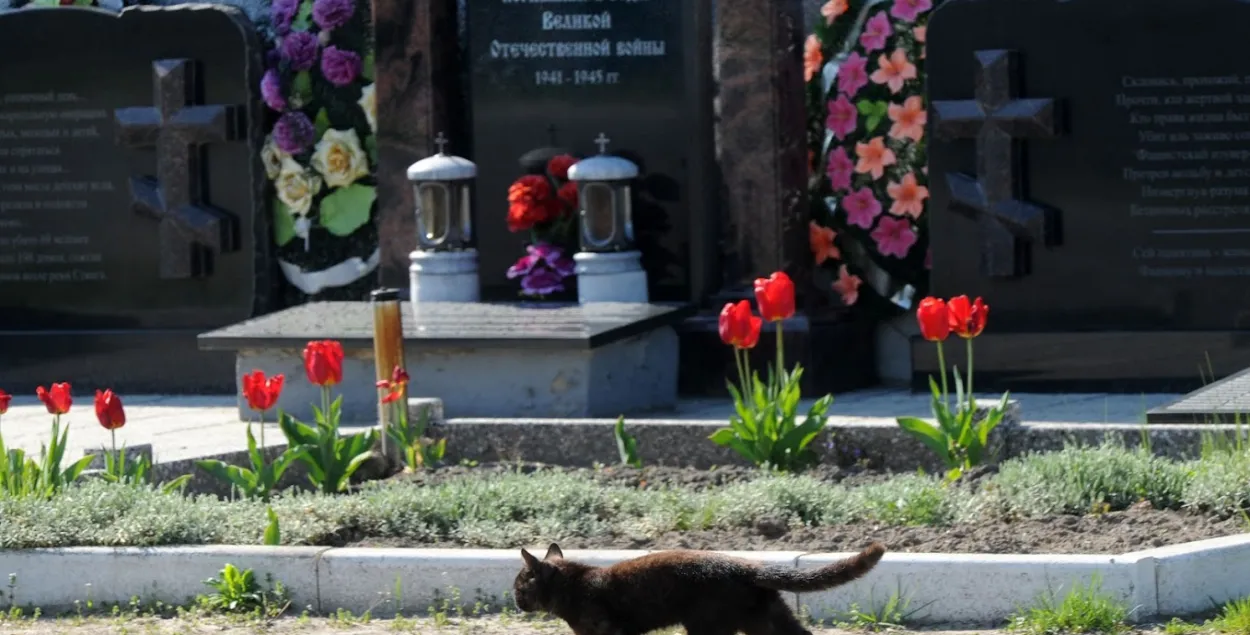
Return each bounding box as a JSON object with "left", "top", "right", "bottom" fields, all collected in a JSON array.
[
  {"left": 261, "top": 134, "right": 289, "bottom": 180},
  {"left": 310, "top": 128, "right": 370, "bottom": 189},
  {"left": 357, "top": 83, "right": 376, "bottom": 133},
  {"left": 275, "top": 157, "right": 322, "bottom": 216}
]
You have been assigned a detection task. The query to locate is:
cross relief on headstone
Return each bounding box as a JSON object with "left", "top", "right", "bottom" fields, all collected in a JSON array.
[
  {"left": 931, "top": 49, "right": 1061, "bottom": 278},
  {"left": 114, "top": 58, "right": 244, "bottom": 280}
]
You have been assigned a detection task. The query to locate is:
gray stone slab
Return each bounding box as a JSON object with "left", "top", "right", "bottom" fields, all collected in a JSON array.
[
  {"left": 1146, "top": 367, "right": 1250, "bottom": 424},
  {"left": 228, "top": 328, "right": 682, "bottom": 423},
  {"left": 199, "top": 301, "right": 696, "bottom": 351}
]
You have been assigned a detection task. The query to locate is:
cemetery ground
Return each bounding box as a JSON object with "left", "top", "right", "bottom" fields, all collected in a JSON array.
[{"left": 4, "top": 389, "right": 1250, "bottom": 555}]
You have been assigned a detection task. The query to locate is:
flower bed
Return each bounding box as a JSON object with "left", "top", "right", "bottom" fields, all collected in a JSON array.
[{"left": 0, "top": 443, "right": 1246, "bottom": 554}]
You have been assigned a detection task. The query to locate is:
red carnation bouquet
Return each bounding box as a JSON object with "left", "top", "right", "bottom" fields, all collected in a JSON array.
[{"left": 505, "top": 154, "right": 582, "bottom": 299}]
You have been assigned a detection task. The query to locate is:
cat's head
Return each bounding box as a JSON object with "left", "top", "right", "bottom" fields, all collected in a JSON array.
[{"left": 513, "top": 542, "right": 564, "bottom": 612}]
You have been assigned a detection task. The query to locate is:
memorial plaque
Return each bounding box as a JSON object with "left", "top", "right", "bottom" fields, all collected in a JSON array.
[
  {"left": 915, "top": 0, "right": 1250, "bottom": 392},
  {"left": 467, "top": 0, "right": 715, "bottom": 302},
  {"left": 928, "top": 0, "right": 1250, "bottom": 332},
  {"left": 0, "top": 5, "right": 268, "bottom": 392}
]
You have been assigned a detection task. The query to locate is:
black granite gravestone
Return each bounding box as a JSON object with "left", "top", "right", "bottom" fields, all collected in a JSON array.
[
  {"left": 0, "top": 5, "right": 268, "bottom": 393},
  {"left": 915, "top": 0, "right": 1250, "bottom": 393},
  {"left": 466, "top": 0, "right": 716, "bottom": 302}
]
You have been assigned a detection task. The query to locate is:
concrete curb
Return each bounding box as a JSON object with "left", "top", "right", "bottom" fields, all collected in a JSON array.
[{"left": 2, "top": 535, "right": 1247, "bottom": 625}]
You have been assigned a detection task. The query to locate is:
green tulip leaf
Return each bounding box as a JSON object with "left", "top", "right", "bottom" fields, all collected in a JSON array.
[
  {"left": 272, "top": 197, "right": 297, "bottom": 247},
  {"left": 318, "top": 184, "right": 375, "bottom": 237},
  {"left": 361, "top": 51, "right": 376, "bottom": 82}
]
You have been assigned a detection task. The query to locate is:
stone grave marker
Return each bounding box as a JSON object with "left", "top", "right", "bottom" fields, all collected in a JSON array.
[
  {"left": 466, "top": 0, "right": 716, "bottom": 302},
  {"left": 916, "top": 0, "right": 1250, "bottom": 393},
  {"left": 199, "top": 301, "right": 696, "bottom": 421},
  {"left": 0, "top": 5, "right": 268, "bottom": 393}
]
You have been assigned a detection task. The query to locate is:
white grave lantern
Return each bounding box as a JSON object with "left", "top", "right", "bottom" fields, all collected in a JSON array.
[
  {"left": 406, "top": 132, "right": 481, "bottom": 303},
  {"left": 567, "top": 133, "right": 648, "bottom": 304}
]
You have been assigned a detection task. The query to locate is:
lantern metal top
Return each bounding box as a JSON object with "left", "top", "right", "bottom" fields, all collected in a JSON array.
[
  {"left": 567, "top": 132, "right": 638, "bottom": 182},
  {"left": 407, "top": 132, "right": 477, "bottom": 181}
]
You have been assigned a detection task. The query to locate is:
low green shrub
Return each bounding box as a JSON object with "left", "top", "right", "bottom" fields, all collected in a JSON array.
[
  {"left": 2, "top": 442, "right": 1248, "bottom": 550},
  {"left": 1181, "top": 450, "right": 1250, "bottom": 515},
  {"left": 985, "top": 442, "right": 1190, "bottom": 516}
]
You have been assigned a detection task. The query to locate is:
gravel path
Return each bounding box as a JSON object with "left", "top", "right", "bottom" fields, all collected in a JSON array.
[{"left": 0, "top": 615, "right": 1032, "bottom": 634}]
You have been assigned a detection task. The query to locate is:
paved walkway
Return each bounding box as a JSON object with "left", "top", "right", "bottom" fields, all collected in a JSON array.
[{"left": 0, "top": 389, "right": 1183, "bottom": 465}]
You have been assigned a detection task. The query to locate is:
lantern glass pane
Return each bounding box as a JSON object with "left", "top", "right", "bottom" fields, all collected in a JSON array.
[
  {"left": 582, "top": 183, "right": 616, "bottom": 247},
  {"left": 459, "top": 183, "right": 473, "bottom": 242},
  {"left": 417, "top": 182, "right": 450, "bottom": 244}
]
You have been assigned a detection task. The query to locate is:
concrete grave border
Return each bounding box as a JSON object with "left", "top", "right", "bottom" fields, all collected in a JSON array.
[{"left": 2, "top": 534, "right": 1248, "bottom": 626}]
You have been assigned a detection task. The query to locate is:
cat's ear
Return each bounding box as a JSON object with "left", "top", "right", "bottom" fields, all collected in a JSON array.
[
  {"left": 544, "top": 542, "right": 564, "bottom": 561},
  {"left": 521, "top": 548, "right": 540, "bottom": 568}
]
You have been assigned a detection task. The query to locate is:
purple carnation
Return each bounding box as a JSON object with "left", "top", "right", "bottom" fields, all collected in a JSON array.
[
  {"left": 320, "top": 46, "right": 361, "bottom": 87},
  {"left": 272, "top": 111, "right": 316, "bottom": 154},
  {"left": 312, "top": 0, "right": 355, "bottom": 31},
  {"left": 281, "top": 31, "right": 320, "bottom": 71},
  {"left": 270, "top": 0, "right": 298, "bottom": 35},
  {"left": 260, "top": 69, "right": 286, "bottom": 112}
]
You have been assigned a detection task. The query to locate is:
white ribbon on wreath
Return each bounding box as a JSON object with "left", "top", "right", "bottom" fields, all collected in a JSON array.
[{"left": 278, "top": 247, "right": 380, "bottom": 295}]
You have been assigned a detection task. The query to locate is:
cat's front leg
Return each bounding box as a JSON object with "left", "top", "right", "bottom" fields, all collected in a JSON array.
[{"left": 568, "top": 615, "right": 627, "bottom": 635}]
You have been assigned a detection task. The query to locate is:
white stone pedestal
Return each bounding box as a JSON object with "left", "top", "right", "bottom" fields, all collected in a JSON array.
[
  {"left": 409, "top": 249, "right": 480, "bottom": 303},
  {"left": 574, "top": 251, "right": 648, "bottom": 304}
]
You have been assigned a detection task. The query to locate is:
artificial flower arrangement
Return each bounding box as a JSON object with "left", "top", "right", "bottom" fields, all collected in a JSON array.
[
  {"left": 504, "top": 154, "right": 582, "bottom": 299},
  {"left": 804, "top": 0, "right": 935, "bottom": 315},
  {"left": 260, "top": 0, "right": 378, "bottom": 287}
]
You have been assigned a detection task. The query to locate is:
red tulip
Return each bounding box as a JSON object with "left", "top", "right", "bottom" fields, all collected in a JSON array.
[
  {"left": 376, "top": 365, "right": 410, "bottom": 405},
  {"left": 390, "top": 365, "right": 410, "bottom": 388},
  {"left": 916, "top": 297, "right": 951, "bottom": 342},
  {"left": 0, "top": 389, "right": 10, "bottom": 415},
  {"left": 36, "top": 382, "right": 72, "bottom": 415},
  {"left": 718, "top": 300, "right": 763, "bottom": 350},
  {"left": 753, "top": 271, "right": 796, "bottom": 322},
  {"left": 94, "top": 389, "right": 126, "bottom": 430},
  {"left": 303, "top": 340, "right": 345, "bottom": 387},
  {"left": 242, "top": 370, "right": 284, "bottom": 413},
  {"left": 947, "top": 295, "right": 989, "bottom": 339}
]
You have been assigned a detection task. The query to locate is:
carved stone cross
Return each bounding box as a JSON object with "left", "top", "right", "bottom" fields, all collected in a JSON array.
[
  {"left": 114, "top": 58, "right": 243, "bottom": 279},
  {"left": 931, "top": 49, "right": 1060, "bottom": 278}
]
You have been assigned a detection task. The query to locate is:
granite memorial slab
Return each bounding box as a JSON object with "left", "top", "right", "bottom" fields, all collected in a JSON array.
[
  {"left": 198, "top": 301, "right": 696, "bottom": 421},
  {"left": 915, "top": 0, "right": 1250, "bottom": 393},
  {"left": 1146, "top": 366, "right": 1250, "bottom": 424},
  {"left": 466, "top": 0, "right": 716, "bottom": 302},
  {"left": 0, "top": 5, "right": 269, "bottom": 393}
]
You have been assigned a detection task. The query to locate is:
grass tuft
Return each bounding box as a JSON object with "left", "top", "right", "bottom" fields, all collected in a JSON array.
[{"left": 1005, "top": 576, "right": 1129, "bottom": 635}]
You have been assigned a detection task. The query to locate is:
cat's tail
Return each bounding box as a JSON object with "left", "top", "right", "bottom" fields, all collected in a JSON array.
[{"left": 752, "top": 542, "right": 886, "bottom": 593}]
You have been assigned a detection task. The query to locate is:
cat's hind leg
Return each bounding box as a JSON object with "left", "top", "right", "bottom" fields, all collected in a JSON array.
[{"left": 742, "top": 596, "right": 813, "bottom": 635}]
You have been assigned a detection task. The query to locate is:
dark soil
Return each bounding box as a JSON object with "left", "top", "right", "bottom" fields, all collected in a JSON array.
[{"left": 348, "top": 462, "right": 1249, "bottom": 555}]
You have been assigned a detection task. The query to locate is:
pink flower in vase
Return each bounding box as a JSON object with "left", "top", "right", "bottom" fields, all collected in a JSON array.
[
  {"left": 859, "top": 12, "right": 892, "bottom": 52},
  {"left": 521, "top": 268, "right": 566, "bottom": 297},
  {"left": 842, "top": 187, "right": 883, "bottom": 229},
  {"left": 870, "top": 216, "right": 918, "bottom": 258},
  {"left": 825, "top": 95, "right": 858, "bottom": 141},
  {"left": 825, "top": 146, "right": 854, "bottom": 192},
  {"left": 837, "top": 52, "right": 869, "bottom": 97},
  {"left": 507, "top": 243, "right": 576, "bottom": 281},
  {"left": 531, "top": 242, "right": 576, "bottom": 277}
]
